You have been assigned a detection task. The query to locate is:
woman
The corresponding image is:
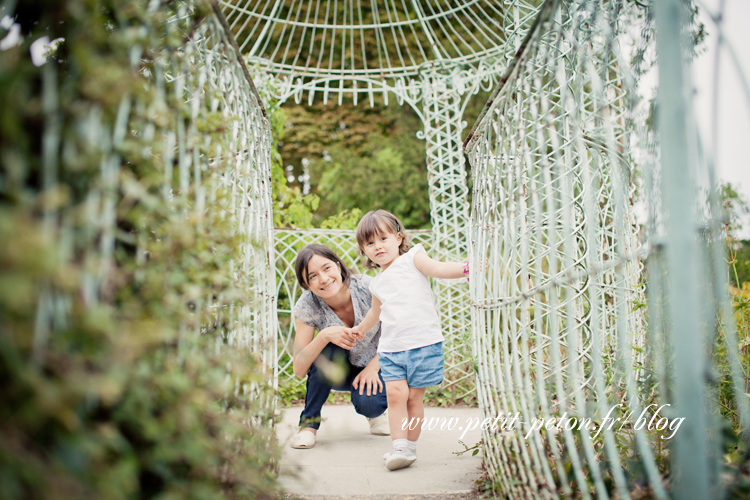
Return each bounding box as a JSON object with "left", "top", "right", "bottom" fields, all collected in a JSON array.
[{"left": 290, "top": 244, "right": 389, "bottom": 449}]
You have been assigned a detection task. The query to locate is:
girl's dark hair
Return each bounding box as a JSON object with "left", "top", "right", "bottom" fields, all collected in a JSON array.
[
  {"left": 294, "top": 244, "right": 352, "bottom": 290},
  {"left": 355, "top": 209, "right": 411, "bottom": 270}
]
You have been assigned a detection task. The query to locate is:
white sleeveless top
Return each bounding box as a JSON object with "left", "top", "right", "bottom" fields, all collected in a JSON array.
[{"left": 369, "top": 244, "right": 443, "bottom": 353}]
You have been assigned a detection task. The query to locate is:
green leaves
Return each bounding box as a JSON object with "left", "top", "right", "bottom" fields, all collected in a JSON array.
[
  {"left": 277, "top": 96, "right": 431, "bottom": 229},
  {"left": 0, "top": 0, "right": 279, "bottom": 498}
]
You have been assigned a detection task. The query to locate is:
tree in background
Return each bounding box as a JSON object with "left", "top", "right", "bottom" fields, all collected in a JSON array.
[
  {"left": 277, "top": 90, "right": 491, "bottom": 229},
  {"left": 278, "top": 97, "right": 430, "bottom": 228},
  {"left": 252, "top": 70, "right": 320, "bottom": 228}
]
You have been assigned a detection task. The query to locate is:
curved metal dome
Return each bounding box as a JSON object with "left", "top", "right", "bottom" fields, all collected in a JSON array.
[{"left": 220, "top": 0, "right": 541, "bottom": 101}]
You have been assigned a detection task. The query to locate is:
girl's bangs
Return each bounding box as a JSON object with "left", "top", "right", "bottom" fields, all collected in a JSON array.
[{"left": 357, "top": 216, "right": 393, "bottom": 244}]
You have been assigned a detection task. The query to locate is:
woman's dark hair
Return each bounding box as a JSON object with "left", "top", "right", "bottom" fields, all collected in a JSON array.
[{"left": 294, "top": 244, "right": 353, "bottom": 290}]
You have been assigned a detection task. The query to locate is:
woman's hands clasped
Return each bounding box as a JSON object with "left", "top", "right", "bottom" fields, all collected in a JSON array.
[{"left": 322, "top": 325, "right": 359, "bottom": 350}]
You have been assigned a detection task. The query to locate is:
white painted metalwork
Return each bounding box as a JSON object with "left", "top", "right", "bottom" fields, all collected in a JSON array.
[
  {"left": 420, "top": 70, "right": 474, "bottom": 399},
  {"left": 165, "top": 3, "right": 279, "bottom": 415},
  {"left": 223, "top": 1, "right": 548, "bottom": 396},
  {"left": 465, "top": 1, "right": 658, "bottom": 495},
  {"left": 464, "top": 0, "right": 749, "bottom": 496},
  {"left": 220, "top": 0, "right": 541, "bottom": 105}
]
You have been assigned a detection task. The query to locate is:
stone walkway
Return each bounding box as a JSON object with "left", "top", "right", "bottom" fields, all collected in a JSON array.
[{"left": 277, "top": 405, "right": 485, "bottom": 499}]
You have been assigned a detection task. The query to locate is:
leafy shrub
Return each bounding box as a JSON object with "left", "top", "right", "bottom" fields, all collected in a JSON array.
[{"left": 0, "top": 0, "right": 280, "bottom": 498}]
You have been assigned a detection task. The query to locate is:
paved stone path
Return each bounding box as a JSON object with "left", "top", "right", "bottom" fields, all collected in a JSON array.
[{"left": 277, "top": 405, "right": 485, "bottom": 499}]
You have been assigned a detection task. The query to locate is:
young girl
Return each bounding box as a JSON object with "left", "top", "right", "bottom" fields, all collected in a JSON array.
[{"left": 349, "top": 209, "right": 468, "bottom": 471}]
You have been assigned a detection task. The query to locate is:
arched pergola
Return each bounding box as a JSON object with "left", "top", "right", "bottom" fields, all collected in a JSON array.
[
  {"left": 220, "top": 0, "right": 546, "bottom": 399},
  {"left": 7, "top": 0, "right": 748, "bottom": 496},
  {"left": 214, "top": 0, "right": 750, "bottom": 496},
  {"left": 215, "top": 0, "right": 750, "bottom": 497}
]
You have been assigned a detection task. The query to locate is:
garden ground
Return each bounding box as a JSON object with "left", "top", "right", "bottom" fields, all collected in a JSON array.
[{"left": 277, "top": 405, "right": 485, "bottom": 499}]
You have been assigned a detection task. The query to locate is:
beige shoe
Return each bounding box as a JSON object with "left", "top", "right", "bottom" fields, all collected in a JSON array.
[
  {"left": 290, "top": 429, "right": 316, "bottom": 449},
  {"left": 368, "top": 412, "right": 390, "bottom": 436}
]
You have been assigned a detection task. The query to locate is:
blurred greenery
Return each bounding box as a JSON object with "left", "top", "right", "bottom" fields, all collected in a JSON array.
[
  {"left": 278, "top": 98, "right": 430, "bottom": 228},
  {"left": 0, "top": 0, "right": 280, "bottom": 499},
  {"left": 721, "top": 183, "right": 750, "bottom": 287},
  {"left": 276, "top": 90, "right": 491, "bottom": 230},
  {"left": 732, "top": 241, "right": 750, "bottom": 288}
]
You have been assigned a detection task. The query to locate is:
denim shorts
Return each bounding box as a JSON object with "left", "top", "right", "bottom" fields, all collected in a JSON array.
[{"left": 379, "top": 342, "right": 444, "bottom": 388}]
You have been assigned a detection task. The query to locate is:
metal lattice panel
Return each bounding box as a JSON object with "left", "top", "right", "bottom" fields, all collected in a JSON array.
[
  {"left": 420, "top": 70, "right": 474, "bottom": 399},
  {"left": 464, "top": 1, "right": 656, "bottom": 496},
  {"left": 464, "top": 0, "right": 750, "bottom": 495},
  {"left": 220, "top": 0, "right": 542, "bottom": 103},
  {"left": 168, "top": 3, "right": 279, "bottom": 413}
]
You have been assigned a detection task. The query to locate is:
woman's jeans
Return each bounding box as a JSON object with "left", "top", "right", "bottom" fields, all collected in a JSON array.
[{"left": 299, "top": 344, "right": 388, "bottom": 430}]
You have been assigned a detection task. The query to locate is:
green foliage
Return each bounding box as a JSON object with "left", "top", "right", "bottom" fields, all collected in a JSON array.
[
  {"left": 731, "top": 241, "right": 750, "bottom": 288},
  {"left": 278, "top": 97, "right": 431, "bottom": 229},
  {"left": 721, "top": 183, "right": 749, "bottom": 240},
  {"left": 720, "top": 183, "right": 750, "bottom": 287},
  {"left": 270, "top": 154, "right": 320, "bottom": 228},
  {"left": 277, "top": 379, "right": 307, "bottom": 406},
  {"left": 713, "top": 280, "right": 750, "bottom": 496},
  {"left": 260, "top": 81, "right": 320, "bottom": 229},
  {"left": 272, "top": 88, "right": 491, "bottom": 231},
  {"left": 0, "top": 1, "right": 279, "bottom": 498},
  {"left": 317, "top": 145, "right": 429, "bottom": 227},
  {"left": 320, "top": 208, "right": 363, "bottom": 230}
]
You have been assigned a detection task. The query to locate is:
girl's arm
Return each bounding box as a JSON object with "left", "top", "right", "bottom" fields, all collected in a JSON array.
[
  {"left": 413, "top": 250, "right": 466, "bottom": 279},
  {"left": 350, "top": 294, "right": 382, "bottom": 340},
  {"left": 292, "top": 319, "right": 357, "bottom": 378}
]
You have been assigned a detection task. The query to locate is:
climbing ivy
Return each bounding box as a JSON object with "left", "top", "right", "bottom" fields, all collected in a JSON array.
[{"left": 0, "top": 1, "right": 279, "bottom": 499}]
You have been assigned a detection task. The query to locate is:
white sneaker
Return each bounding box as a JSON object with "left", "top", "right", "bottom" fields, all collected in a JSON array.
[
  {"left": 368, "top": 412, "right": 390, "bottom": 436},
  {"left": 383, "top": 449, "right": 417, "bottom": 460},
  {"left": 290, "top": 429, "right": 316, "bottom": 449},
  {"left": 385, "top": 449, "right": 417, "bottom": 471}
]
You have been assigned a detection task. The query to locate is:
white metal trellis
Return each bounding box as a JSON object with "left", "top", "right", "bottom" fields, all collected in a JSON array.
[
  {"left": 464, "top": 1, "right": 654, "bottom": 495},
  {"left": 220, "top": 0, "right": 541, "bottom": 104},
  {"left": 168, "top": 2, "right": 279, "bottom": 415},
  {"left": 463, "top": 0, "right": 750, "bottom": 497},
  {"left": 420, "top": 69, "right": 474, "bottom": 398},
  {"left": 464, "top": 0, "right": 645, "bottom": 497},
  {"left": 221, "top": 0, "right": 545, "bottom": 396}
]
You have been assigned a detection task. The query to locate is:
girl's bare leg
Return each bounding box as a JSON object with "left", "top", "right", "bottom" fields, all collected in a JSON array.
[
  {"left": 385, "top": 380, "right": 410, "bottom": 440},
  {"left": 406, "top": 387, "right": 427, "bottom": 442}
]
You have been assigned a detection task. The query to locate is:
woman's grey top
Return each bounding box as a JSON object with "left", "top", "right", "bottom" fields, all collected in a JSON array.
[{"left": 293, "top": 275, "right": 380, "bottom": 367}]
